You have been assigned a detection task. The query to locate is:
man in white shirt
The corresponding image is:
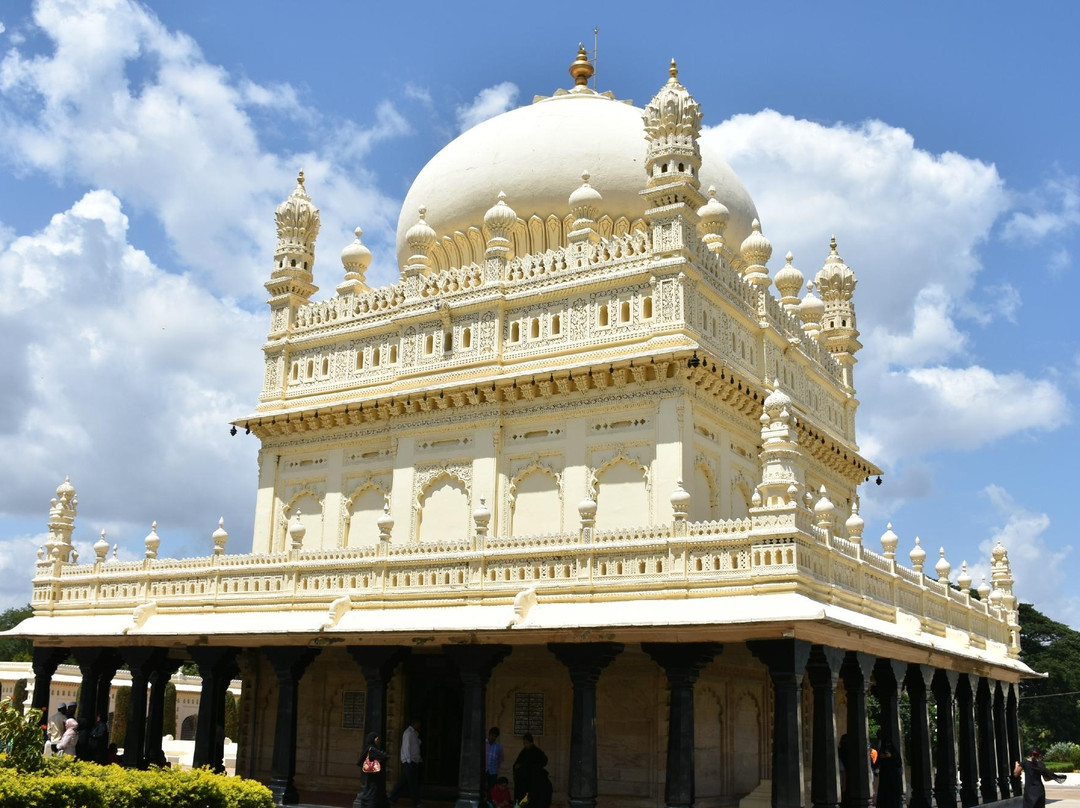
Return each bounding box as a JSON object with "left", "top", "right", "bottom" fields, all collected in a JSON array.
[
  {"left": 390, "top": 718, "right": 423, "bottom": 806},
  {"left": 45, "top": 702, "right": 67, "bottom": 756}
]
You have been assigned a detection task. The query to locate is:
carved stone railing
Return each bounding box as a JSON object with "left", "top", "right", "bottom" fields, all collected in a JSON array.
[{"left": 30, "top": 515, "right": 1014, "bottom": 656}]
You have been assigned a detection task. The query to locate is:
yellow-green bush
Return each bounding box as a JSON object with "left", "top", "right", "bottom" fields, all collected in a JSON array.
[{"left": 0, "top": 757, "right": 273, "bottom": 808}]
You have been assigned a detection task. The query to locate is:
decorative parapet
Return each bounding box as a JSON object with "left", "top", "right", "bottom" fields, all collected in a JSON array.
[{"left": 30, "top": 514, "right": 1014, "bottom": 655}]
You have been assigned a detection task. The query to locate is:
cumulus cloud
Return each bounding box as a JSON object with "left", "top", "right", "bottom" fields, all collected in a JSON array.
[
  {"left": 456, "top": 81, "right": 519, "bottom": 133},
  {"left": 704, "top": 111, "right": 1068, "bottom": 472},
  {"left": 0, "top": 0, "right": 403, "bottom": 300},
  {"left": 1004, "top": 174, "right": 1080, "bottom": 242},
  {"left": 979, "top": 485, "right": 1078, "bottom": 625},
  {"left": 0, "top": 191, "right": 262, "bottom": 607}
]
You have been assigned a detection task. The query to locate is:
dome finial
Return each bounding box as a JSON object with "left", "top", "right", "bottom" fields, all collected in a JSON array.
[
  {"left": 570, "top": 44, "right": 594, "bottom": 87},
  {"left": 297, "top": 169, "right": 305, "bottom": 187},
  {"left": 669, "top": 59, "right": 678, "bottom": 79}
]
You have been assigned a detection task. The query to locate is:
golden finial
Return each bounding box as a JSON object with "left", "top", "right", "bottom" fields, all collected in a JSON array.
[
  {"left": 297, "top": 169, "right": 305, "bottom": 186},
  {"left": 570, "top": 43, "right": 594, "bottom": 87},
  {"left": 669, "top": 59, "right": 679, "bottom": 79},
  {"left": 830, "top": 235, "right": 837, "bottom": 251}
]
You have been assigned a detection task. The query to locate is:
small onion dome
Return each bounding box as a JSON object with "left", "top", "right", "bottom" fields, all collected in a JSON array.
[
  {"left": 845, "top": 501, "right": 865, "bottom": 542},
  {"left": 751, "top": 489, "right": 762, "bottom": 507},
  {"left": 799, "top": 281, "right": 825, "bottom": 323},
  {"left": 909, "top": 536, "right": 926, "bottom": 570},
  {"left": 212, "top": 516, "right": 228, "bottom": 555},
  {"left": 56, "top": 475, "right": 76, "bottom": 501},
  {"left": 569, "top": 170, "right": 603, "bottom": 209},
  {"left": 94, "top": 530, "right": 109, "bottom": 562},
  {"left": 813, "top": 486, "right": 835, "bottom": 521},
  {"left": 377, "top": 503, "right": 395, "bottom": 537},
  {"left": 473, "top": 497, "right": 492, "bottom": 529},
  {"left": 763, "top": 381, "right": 792, "bottom": 422},
  {"left": 144, "top": 521, "right": 161, "bottom": 559},
  {"left": 670, "top": 480, "right": 692, "bottom": 514},
  {"left": 991, "top": 539, "right": 1007, "bottom": 564},
  {"left": 405, "top": 206, "right": 437, "bottom": 253},
  {"left": 935, "top": 547, "right": 951, "bottom": 581},
  {"left": 989, "top": 586, "right": 1004, "bottom": 607},
  {"left": 880, "top": 522, "right": 899, "bottom": 558},
  {"left": 740, "top": 218, "right": 773, "bottom": 267},
  {"left": 977, "top": 575, "right": 991, "bottom": 600},
  {"left": 341, "top": 226, "right": 372, "bottom": 273},
  {"left": 578, "top": 497, "right": 598, "bottom": 520},
  {"left": 774, "top": 252, "right": 805, "bottom": 304},
  {"left": 696, "top": 186, "right": 730, "bottom": 228},
  {"left": 484, "top": 191, "right": 518, "bottom": 231},
  {"left": 288, "top": 509, "right": 307, "bottom": 547},
  {"left": 957, "top": 561, "right": 972, "bottom": 592}
]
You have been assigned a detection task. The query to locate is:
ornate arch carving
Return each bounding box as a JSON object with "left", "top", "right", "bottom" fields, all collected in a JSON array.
[
  {"left": 340, "top": 477, "right": 391, "bottom": 548},
  {"left": 587, "top": 449, "right": 651, "bottom": 500}
]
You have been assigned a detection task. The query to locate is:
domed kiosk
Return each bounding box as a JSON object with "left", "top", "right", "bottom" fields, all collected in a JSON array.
[{"left": 12, "top": 48, "right": 1033, "bottom": 808}]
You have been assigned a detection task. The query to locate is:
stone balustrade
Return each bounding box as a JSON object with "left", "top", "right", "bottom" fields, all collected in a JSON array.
[{"left": 31, "top": 514, "right": 1014, "bottom": 653}]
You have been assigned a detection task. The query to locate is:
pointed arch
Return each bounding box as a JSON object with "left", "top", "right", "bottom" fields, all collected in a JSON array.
[
  {"left": 590, "top": 453, "right": 650, "bottom": 530},
  {"left": 344, "top": 480, "right": 390, "bottom": 549},
  {"left": 416, "top": 470, "right": 470, "bottom": 543},
  {"left": 509, "top": 462, "right": 563, "bottom": 536},
  {"left": 280, "top": 487, "right": 325, "bottom": 551},
  {"left": 730, "top": 472, "right": 753, "bottom": 520}
]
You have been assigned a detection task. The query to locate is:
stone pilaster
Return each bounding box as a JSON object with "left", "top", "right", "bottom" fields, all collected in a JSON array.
[
  {"left": 1006, "top": 683, "right": 1022, "bottom": 797},
  {"left": 748, "top": 639, "right": 811, "bottom": 808},
  {"left": 265, "top": 647, "right": 320, "bottom": 805},
  {"left": 993, "top": 681, "right": 1011, "bottom": 799},
  {"left": 807, "top": 646, "right": 845, "bottom": 808},
  {"left": 642, "top": 643, "right": 722, "bottom": 808},
  {"left": 955, "top": 674, "right": 979, "bottom": 808},
  {"left": 549, "top": 643, "right": 624, "bottom": 808},
  {"left": 904, "top": 665, "right": 935, "bottom": 808},
  {"left": 840, "top": 652, "right": 875, "bottom": 808},
  {"left": 445, "top": 645, "right": 512, "bottom": 808},
  {"left": 975, "top": 677, "right": 998, "bottom": 803},
  {"left": 932, "top": 669, "right": 959, "bottom": 808},
  {"left": 144, "top": 655, "right": 182, "bottom": 766},
  {"left": 189, "top": 646, "right": 240, "bottom": 772}
]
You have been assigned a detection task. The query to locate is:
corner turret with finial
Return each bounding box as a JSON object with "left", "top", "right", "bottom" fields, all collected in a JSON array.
[
  {"left": 265, "top": 170, "right": 320, "bottom": 339},
  {"left": 336, "top": 226, "right": 373, "bottom": 296},
  {"left": 642, "top": 58, "right": 703, "bottom": 197},
  {"left": 815, "top": 235, "right": 861, "bottom": 388}
]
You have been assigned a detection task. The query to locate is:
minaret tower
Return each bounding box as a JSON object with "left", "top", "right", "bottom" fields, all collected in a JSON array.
[
  {"left": 641, "top": 60, "right": 704, "bottom": 255},
  {"left": 266, "top": 171, "right": 320, "bottom": 341},
  {"left": 815, "top": 237, "right": 861, "bottom": 390}
]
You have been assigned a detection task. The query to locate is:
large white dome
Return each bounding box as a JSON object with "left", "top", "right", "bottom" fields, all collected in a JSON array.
[{"left": 396, "top": 90, "right": 757, "bottom": 266}]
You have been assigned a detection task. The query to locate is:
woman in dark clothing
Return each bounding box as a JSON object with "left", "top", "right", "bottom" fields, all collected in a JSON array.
[
  {"left": 359, "top": 731, "right": 390, "bottom": 808},
  {"left": 875, "top": 742, "right": 903, "bottom": 808},
  {"left": 528, "top": 768, "right": 553, "bottom": 808},
  {"left": 1015, "top": 748, "right": 1066, "bottom": 808},
  {"left": 512, "top": 733, "right": 548, "bottom": 805}
]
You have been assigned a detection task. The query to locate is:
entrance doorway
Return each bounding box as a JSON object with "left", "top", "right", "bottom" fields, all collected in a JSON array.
[{"left": 403, "top": 654, "right": 462, "bottom": 801}]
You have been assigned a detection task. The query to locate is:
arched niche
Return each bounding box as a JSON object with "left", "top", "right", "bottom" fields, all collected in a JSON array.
[
  {"left": 346, "top": 485, "right": 387, "bottom": 548},
  {"left": 730, "top": 475, "right": 753, "bottom": 521},
  {"left": 510, "top": 465, "right": 562, "bottom": 537},
  {"left": 594, "top": 457, "right": 649, "bottom": 530},
  {"left": 285, "top": 492, "right": 324, "bottom": 550},
  {"left": 692, "top": 463, "right": 718, "bottom": 522},
  {"left": 417, "top": 474, "right": 469, "bottom": 543}
]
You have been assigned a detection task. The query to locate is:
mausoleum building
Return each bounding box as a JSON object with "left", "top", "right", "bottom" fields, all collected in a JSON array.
[{"left": 10, "top": 49, "right": 1034, "bottom": 808}]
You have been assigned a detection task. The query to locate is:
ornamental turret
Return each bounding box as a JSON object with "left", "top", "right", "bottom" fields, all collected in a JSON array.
[
  {"left": 266, "top": 171, "right": 320, "bottom": 339},
  {"left": 752, "top": 382, "right": 808, "bottom": 511},
  {"left": 568, "top": 172, "right": 603, "bottom": 244},
  {"left": 336, "top": 226, "right": 372, "bottom": 296},
  {"left": 696, "top": 186, "right": 730, "bottom": 254},
  {"left": 642, "top": 59, "right": 702, "bottom": 195},
  {"left": 815, "top": 236, "right": 861, "bottom": 389},
  {"left": 44, "top": 476, "right": 77, "bottom": 562}
]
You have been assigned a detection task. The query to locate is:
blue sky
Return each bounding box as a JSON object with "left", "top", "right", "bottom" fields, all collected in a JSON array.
[{"left": 0, "top": 1, "right": 1078, "bottom": 624}]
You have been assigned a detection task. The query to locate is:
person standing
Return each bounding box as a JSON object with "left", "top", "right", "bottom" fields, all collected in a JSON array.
[
  {"left": 485, "top": 727, "right": 503, "bottom": 792},
  {"left": 1015, "top": 748, "right": 1066, "bottom": 808},
  {"left": 45, "top": 702, "right": 67, "bottom": 756},
  {"left": 390, "top": 718, "right": 422, "bottom": 806},
  {"left": 359, "top": 731, "right": 390, "bottom": 808},
  {"left": 512, "top": 733, "right": 548, "bottom": 804}
]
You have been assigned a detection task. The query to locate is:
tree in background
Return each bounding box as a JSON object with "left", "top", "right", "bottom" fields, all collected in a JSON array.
[
  {"left": 162, "top": 682, "right": 177, "bottom": 737},
  {"left": 112, "top": 686, "right": 130, "bottom": 747},
  {"left": 224, "top": 691, "right": 238, "bottom": 741},
  {"left": 9, "top": 679, "right": 27, "bottom": 711},
  {"left": 1018, "top": 602, "right": 1080, "bottom": 745},
  {"left": 0, "top": 606, "right": 33, "bottom": 662}
]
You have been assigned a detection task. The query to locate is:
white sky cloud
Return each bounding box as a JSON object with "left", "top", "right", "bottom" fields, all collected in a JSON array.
[
  {"left": 456, "top": 81, "right": 519, "bottom": 133},
  {"left": 1004, "top": 174, "right": 1080, "bottom": 242}
]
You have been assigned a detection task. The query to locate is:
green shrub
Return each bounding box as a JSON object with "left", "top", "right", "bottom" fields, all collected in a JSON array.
[
  {"left": 163, "top": 682, "right": 177, "bottom": 737},
  {"left": 224, "top": 692, "right": 238, "bottom": 741},
  {"left": 0, "top": 757, "right": 273, "bottom": 808},
  {"left": 1046, "top": 760, "right": 1074, "bottom": 773},
  {"left": 9, "top": 681, "right": 26, "bottom": 712},
  {"left": 1044, "top": 741, "right": 1080, "bottom": 768},
  {"left": 0, "top": 698, "right": 44, "bottom": 772},
  {"left": 112, "top": 686, "right": 131, "bottom": 747}
]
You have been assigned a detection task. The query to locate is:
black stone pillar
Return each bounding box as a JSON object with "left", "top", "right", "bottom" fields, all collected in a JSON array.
[
  {"left": 992, "top": 681, "right": 1011, "bottom": 800},
  {"left": 642, "top": 643, "right": 722, "bottom": 808},
  {"left": 30, "top": 646, "right": 68, "bottom": 713},
  {"left": 807, "top": 646, "right": 845, "bottom": 808},
  {"left": 144, "top": 655, "right": 182, "bottom": 766},
  {"left": 119, "top": 648, "right": 168, "bottom": 769},
  {"left": 445, "top": 645, "right": 512, "bottom": 808},
  {"left": 1006, "top": 683, "right": 1022, "bottom": 797},
  {"left": 955, "top": 674, "right": 979, "bottom": 808},
  {"left": 264, "top": 647, "right": 320, "bottom": 805},
  {"left": 748, "top": 639, "right": 811, "bottom": 808},
  {"left": 904, "top": 665, "right": 935, "bottom": 808},
  {"left": 975, "top": 677, "right": 997, "bottom": 803},
  {"left": 549, "top": 643, "right": 624, "bottom": 808},
  {"left": 189, "top": 646, "right": 240, "bottom": 772},
  {"left": 347, "top": 647, "right": 410, "bottom": 808},
  {"left": 840, "top": 652, "right": 874, "bottom": 808},
  {"left": 931, "top": 669, "right": 958, "bottom": 808},
  {"left": 871, "top": 658, "right": 906, "bottom": 808},
  {"left": 72, "top": 647, "right": 120, "bottom": 760}
]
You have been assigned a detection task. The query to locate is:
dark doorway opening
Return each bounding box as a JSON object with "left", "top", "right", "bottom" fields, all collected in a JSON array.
[{"left": 403, "top": 654, "right": 462, "bottom": 802}]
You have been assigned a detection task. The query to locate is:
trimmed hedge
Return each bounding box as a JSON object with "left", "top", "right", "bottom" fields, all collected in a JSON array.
[
  {"left": 0, "top": 757, "right": 273, "bottom": 808},
  {"left": 1046, "top": 760, "right": 1075, "bottom": 773}
]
